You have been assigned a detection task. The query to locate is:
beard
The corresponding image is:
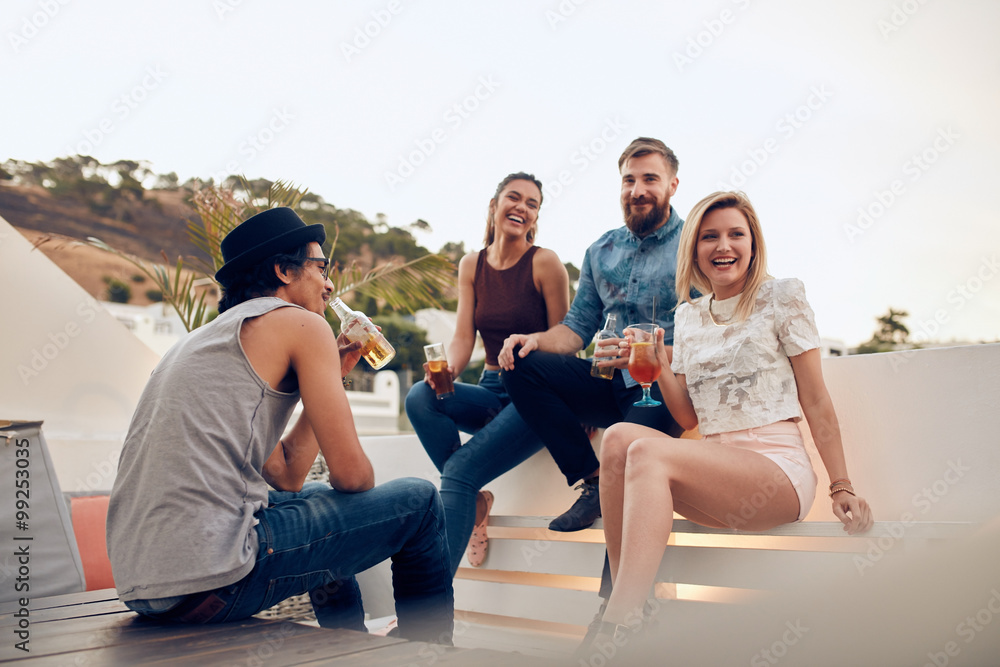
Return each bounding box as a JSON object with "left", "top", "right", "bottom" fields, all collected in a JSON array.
[{"left": 623, "top": 196, "right": 670, "bottom": 236}]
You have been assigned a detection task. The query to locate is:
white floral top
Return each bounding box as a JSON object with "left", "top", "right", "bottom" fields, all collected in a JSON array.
[{"left": 671, "top": 278, "right": 820, "bottom": 436}]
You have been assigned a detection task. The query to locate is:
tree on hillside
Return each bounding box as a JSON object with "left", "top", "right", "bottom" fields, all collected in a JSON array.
[
  {"left": 564, "top": 261, "right": 580, "bottom": 301},
  {"left": 89, "top": 177, "right": 455, "bottom": 332},
  {"left": 5, "top": 156, "right": 462, "bottom": 327},
  {"left": 110, "top": 160, "right": 147, "bottom": 200},
  {"left": 151, "top": 171, "right": 179, "bottom": 189},
  {"left": 855, "top": 307, "right": 911, "bottom": 354},
  {"left": 103, "top": 276, "right": 132, "bottom": 303},
  {"left": 438, "top": 241, "right": 466, "bottom": 264}
]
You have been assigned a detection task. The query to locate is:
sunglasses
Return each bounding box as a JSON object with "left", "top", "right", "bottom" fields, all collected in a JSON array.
[{"left": 303, "top": 257, "right": 331, "bottom": 280}]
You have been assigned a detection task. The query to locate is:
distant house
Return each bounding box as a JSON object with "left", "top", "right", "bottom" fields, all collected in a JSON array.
[
  {"left": 820, "top": 337, "right": 848, "bottom": 357},
  {"left": 99, "top": 301, "right": 186, "bottom": 357}
]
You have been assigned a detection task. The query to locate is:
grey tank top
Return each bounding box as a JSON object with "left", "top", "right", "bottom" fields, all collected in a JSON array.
[{"left": 107, "top": 297, "right": 301, "bottom": 601}]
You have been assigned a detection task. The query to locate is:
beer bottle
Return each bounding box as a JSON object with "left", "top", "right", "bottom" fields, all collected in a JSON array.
[
  {"left": 590, "top": 313, "right": 618, "bottom": 380},
  {"left": 329, "top": 298, "right": 396, "bottom": 370}
]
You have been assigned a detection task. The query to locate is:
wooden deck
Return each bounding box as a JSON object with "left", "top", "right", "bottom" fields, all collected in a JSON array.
[{"left": 0, "top": 589, "right": 558, "bottom": 666}]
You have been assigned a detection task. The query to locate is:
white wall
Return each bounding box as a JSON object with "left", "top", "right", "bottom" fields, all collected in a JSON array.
[
  {"left": 802, "top": 343, "right": 1000, "bottom": 523},
  {"left": 364, "top": 344, "right": 1000, "bottom": 524},
  {"left": 1, "top": 217, "right": 160, "bottom": 494},
  {"left": 1, "top": 217, "right": 161, "bottom": 436}
]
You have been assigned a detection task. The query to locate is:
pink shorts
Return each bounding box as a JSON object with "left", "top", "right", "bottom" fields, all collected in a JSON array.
[{"left": 702, "top": 421, "right": 818, "bottom": 521}]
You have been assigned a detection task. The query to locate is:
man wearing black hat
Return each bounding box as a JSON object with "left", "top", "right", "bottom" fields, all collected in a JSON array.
[{"left": 107, "top": 207, "right": 454, "bottom": 643}]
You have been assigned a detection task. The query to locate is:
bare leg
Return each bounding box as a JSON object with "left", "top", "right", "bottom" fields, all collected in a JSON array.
[
  {"left": 599, "top": 422, "right": 668, "bottom": 586},
  {"left": 601, "top": 433, "right": 800, "bottom": 625}
]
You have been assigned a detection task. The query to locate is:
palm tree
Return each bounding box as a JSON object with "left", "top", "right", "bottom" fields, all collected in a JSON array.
[{"left": 89, "top": 178, "right": 455, "bottom": 332}]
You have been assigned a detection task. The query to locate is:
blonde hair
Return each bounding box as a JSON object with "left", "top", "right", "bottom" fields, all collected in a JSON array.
[
  {"left": 483, "top": 172, "right": 543, "bottom": 246},
  {"left": 676, "top": 191, "right": 769, "bottom": 323}
]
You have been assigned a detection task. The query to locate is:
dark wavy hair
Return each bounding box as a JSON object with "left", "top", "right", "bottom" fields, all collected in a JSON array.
[
  {"left": 483, "top": 171, "right": 544, "bottom": 246},
  {"left": 217, "top": 244, "right": 312, "bottom": 313}
]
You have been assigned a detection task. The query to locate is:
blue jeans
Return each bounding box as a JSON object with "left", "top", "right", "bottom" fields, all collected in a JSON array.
[
  {"left": 405, "top": 370, "right": 544, "bottom": 574},
  {"left": 128, "top": 478, "right": 454, "bottom": 643}
]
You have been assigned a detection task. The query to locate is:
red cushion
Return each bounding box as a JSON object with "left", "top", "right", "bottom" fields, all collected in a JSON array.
[{"left": 70, "top": 495, "right": 115, "bottom": 591}]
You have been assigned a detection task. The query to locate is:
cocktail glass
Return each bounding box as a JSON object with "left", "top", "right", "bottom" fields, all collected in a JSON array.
[{"left": 626, "top": 323, "right": 662, "bottom": 407}]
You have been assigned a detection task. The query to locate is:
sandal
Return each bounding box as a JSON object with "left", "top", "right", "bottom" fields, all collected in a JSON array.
[{"left": 466, "top": 490, "right": 494, "bottom": 567}]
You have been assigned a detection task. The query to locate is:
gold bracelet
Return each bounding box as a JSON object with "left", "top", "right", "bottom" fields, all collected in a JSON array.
[{"left": 830, "top": 487, "right": 856, "bottom": 498}]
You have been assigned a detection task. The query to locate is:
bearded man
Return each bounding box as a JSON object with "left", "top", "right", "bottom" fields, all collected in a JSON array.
[{"left": 498, "top": 137, "right": 685, "bottom": 533}]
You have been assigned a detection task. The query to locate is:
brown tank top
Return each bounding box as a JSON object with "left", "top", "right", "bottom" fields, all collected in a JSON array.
[{"left": 474, "top": 245, "right": 549, "bottom": 366}]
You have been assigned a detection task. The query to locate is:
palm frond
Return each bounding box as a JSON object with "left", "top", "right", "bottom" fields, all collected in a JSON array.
[
  {"left": 187, "top": 186, "right": 245, "bottom": 275},
  {"left": 187, "top": 177, "right": 309, "bottom": 276},
  {"left": 86, "top": 237, "right": 213, "bottom": 332},
  {"left": 88, "top": 177, "right": 455, "bottom": 335},
  {"left": 337, "top": 254, "right": 456, "bottom": 313},
  {"left": 261, "top": 178, "right": 307, "bottom": 211}
]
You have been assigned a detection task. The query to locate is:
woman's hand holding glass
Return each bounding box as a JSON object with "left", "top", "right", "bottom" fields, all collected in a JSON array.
[
  {"left": 653, "top": 327, "right": 673, "bottom": 373},
  {"left": 423, "top": 343, "right": 456, "bottom": 399},
  {"left": 422, "top": 363, "right": 455, "bottom": 387},
  {"left": 624, "top": 324, "right": 662, "bottom": 407}
]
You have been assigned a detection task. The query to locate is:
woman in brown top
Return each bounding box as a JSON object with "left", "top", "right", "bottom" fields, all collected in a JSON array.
[{"left": 405, "top": 172, "right": 569, "bottom": 573}]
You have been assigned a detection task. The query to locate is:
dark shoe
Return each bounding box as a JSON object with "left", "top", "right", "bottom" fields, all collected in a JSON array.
[
  {"left": 577, "top": 598, "right": 608, "bottom": 652},
  {"left": 573, "top": 599, "right": 661, "bottom": 663},
  {"left": 549, "top": 477, "right": 600, "bottom": 532}
]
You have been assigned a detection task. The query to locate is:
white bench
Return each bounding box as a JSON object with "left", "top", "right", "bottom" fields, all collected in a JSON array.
[
  {"left": 344, "top": 371, "right": 400, "bottom": 435},
  {"left": 457, "top": 516, "right": 976, "bottom": 627},
  {"left": 361, "top": 344, "right": 1000, "bottom": 662}
]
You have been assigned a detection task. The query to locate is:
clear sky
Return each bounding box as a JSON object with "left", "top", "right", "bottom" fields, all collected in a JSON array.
[{"left": 4, "top": 0, "right": 998, "bottom": 346}]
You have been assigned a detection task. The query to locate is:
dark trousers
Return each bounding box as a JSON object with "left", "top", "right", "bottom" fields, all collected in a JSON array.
[
  {"left": 501, "top": 350, "right": 682, "bottom": 601},
  {"left": 501, "top": 350, "right": 681, "bottom": 485}
]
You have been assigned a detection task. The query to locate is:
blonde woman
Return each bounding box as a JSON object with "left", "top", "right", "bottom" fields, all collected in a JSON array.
[{"left": 583, "top": 191, "right": 874, "bottom": 650}]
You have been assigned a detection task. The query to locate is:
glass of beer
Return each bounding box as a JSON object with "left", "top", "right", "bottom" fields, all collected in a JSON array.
[
  {"left": 626, "top": 323, "right": 662, "bottom": 407},
  {"left": 423, "top": 343, "right": 454, "bottom": 399}
]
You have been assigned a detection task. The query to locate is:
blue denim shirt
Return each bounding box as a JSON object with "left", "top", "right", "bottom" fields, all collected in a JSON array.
[{"left": 562, "top": 206, "right": 684, "bottom": 387}]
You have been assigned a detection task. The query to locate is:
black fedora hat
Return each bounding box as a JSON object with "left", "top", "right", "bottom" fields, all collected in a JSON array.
[{"left": 215, "top": 207, "right": 326, "bottom": 284}]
